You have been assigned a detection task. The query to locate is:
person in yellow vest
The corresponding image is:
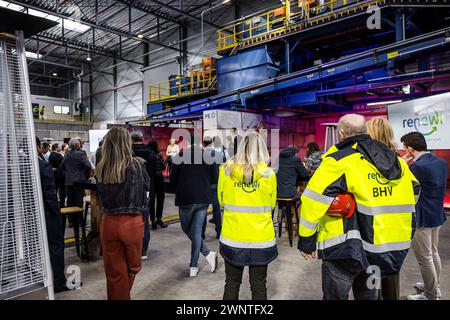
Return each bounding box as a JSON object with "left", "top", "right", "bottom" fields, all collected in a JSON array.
[
  {"left": 32, "top": 104, "right": 40, "bottom": 119},
  {"left": 218, "top": 132, "right": 277, "bottom": 300},
  {"left": 39, "top": 105, "right": 46, "bottom": 119},
  {"left": 298, "top": 114, "right": 420, "bottom": 300}
]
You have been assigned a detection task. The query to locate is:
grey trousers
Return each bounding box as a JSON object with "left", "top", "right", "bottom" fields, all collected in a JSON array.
[{"left": 411, "top": 226, "right": 442, "bottom": 300}]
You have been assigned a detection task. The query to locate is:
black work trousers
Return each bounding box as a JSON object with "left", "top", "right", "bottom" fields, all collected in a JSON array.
[
  {"left": 150, "top": 177, "right": 165, "bottom": 222},
  {"left": 223, "top": 260, "right": 268, "bottom": 300},
  {"left": 45, "top": 212, "right": 67, "bottom": 289}
]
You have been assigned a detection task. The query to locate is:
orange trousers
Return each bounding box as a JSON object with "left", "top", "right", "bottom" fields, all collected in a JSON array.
[{"left": 100, "top": 214, "right": 144, "bottom": 300}]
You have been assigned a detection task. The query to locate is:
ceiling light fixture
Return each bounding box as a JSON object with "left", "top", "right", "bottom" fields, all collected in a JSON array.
[
  {"left": 52, "top": 72, "right": 58, "bottom": 76},
  {"left": 137, "top": 33, "right": 144, "bottom": 39},
  {"left": 366, "top": 100, "right": 403, "bottom": 106},
  {"left": 86, "top": 55, "right": 92, "bottom": 62}
]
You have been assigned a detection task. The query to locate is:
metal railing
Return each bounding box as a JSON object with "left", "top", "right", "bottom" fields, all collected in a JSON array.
[
  {"left": 149, "top": 65, "right": 216, "bottom": 103},
  {"left": 218, "top": 0, "right": 385, "bottom": 51}
]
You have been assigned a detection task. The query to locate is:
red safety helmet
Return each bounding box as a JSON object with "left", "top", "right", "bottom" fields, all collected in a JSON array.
[{"left": 327, "top": 193, "right": 356, "bottom": 219}]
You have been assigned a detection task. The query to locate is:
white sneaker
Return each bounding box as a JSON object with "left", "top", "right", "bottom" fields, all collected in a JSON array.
[
  {"left": 189, "top": 267, "right": 199, "bottom": 277},
  {"left": 414, "top": 282, "right": 442, "bottom": 298},
  {"left": 407, "top": 292, "right": 429, "bottom": 300},
  {"left": 205, "top": 251, "right": 218, "bottom": 273},
  {"left": 141, "top": 255, "right": 148, "bottom": 261}
]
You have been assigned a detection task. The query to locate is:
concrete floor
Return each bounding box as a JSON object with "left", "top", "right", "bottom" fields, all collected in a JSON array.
[{"left": 17, "top": 196, "right": 450, "bottom": 300}]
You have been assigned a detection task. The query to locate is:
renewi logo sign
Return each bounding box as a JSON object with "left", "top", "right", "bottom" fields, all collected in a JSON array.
[
  {"left": 388, "top": 93, "right": 450, "bottom": 150},
  {"left": 402, "top": 111, "right": 444, "bottom": 136}
]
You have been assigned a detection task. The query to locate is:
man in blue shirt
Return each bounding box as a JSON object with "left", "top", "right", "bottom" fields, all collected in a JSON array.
[{"left": 401, "top": 132, "right": 448, "bottom": 300}]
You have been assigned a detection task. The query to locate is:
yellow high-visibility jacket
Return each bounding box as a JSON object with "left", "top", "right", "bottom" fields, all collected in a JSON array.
[
  {"left": 218, "top": 161, "right": 278, "bottom": 266},
  {"left": 298, "top": 135, "right": 420, "bottom": 276}
]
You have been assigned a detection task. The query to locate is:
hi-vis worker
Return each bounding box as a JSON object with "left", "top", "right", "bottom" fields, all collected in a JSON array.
[
  {"left": 218, "top": 132, "right": 277, "bottom": 300},
  {"left": 298, "top": 114, "right": 420, "bottom": 300}
]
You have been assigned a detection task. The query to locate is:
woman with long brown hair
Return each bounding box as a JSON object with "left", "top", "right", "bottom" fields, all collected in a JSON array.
[{"left": 96, "top": 127, "right": 150, "bottom": 300}]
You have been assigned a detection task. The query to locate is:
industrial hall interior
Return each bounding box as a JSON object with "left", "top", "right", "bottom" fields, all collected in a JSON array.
[{"left": 1, "top": 0, "right": 450, "bottom": 302}]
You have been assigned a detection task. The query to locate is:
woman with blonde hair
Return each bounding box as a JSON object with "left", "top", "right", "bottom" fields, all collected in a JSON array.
[
  {"left": 218, "top": 132, "right": 277, "bottom": 300},
  {"left": 366, "top": 116, "right": 400, "bottom": 300},
  {"left": 96, "top": 127, "right": 150, "bottom": 300},
  {"left": 366, "top": 117, "right": 397, "bottom": 151}
]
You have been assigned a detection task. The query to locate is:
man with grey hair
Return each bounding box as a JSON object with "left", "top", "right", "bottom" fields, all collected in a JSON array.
[
  {"left": 298, "top": 114, "right": 420, "bottom": 300},
  {"left": 61, "top": 137, "right": 93, "bottom": 250},
  {"left": 337, "top": 114, "right": 368, "bottom": 139}
]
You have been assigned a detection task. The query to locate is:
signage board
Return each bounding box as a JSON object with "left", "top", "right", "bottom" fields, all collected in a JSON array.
[
  {"left": 89, "top": 129, "right": 109, "bottom": 152},
  {"left": 388, "top": 93, "right": 450, "bottom": 150}
]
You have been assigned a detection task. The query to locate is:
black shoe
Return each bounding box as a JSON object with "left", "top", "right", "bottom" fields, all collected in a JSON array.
[
  {"left": 152, "top": 222, "right": 157, "bottom": 230},
  {"left": 156, "top": 220, "right": 167, "bottom": 228},
  {"left": 54, "top": 281, "right": 83, "bottom": 293}
]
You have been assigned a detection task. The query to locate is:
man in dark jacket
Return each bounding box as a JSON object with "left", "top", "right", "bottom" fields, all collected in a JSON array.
[
  {"left": 131, "top": 132, "right": 156, "bottom": 260},
  {"left": 170, "top": 136, "right": 218, "bottom": 277},
  {"left": 131, "top": 132, "right": 166, "bottom": 232},
  {"left": 61, "top": 137, "right": 92, "bottom": 237},
  {"left": 48, "top": 144, "right": 65, "bottom": 208},
  {"left": 204, "top": 136, "right": 227, "bottom": 239},
  {"left": 36, "top": 137, "right": 71, "bottom": 293},
  {"left": 276, "top": 145, "right": 309, "bottom": 199},
  {"left": 402, "top": 132, "right": 448, "bottom": 300},
  {"left": 61, "top": 138, "right": 92, "bottom": 209}
]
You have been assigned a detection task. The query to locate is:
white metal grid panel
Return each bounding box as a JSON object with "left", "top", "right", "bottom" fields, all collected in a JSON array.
[{"left": 0, "top": 33, "right": 52, "bottom": 299}]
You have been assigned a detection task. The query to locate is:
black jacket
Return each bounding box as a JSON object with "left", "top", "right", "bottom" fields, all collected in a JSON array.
[
  {"left": 170, "top": 145, "right": 217, "bottom": 206},
  {"left": 48, "top": 151, "right": 63, "bottom": 169},
  {"left": 97, "top": 158, "right": 150, "bottom": 215},
  {"left": 132, "top": 143, "right": 157, "bottom": 182},
  {"left": 61, "top": 149, "right": 92, "bottom": 186},
  {"left": 48, "top": 151, "right": 64, "bottom": 182},
  {"left": 38, "top": 155, "right": 60, "bottom": 216},
  {"left": 204, "top": 147, "right": 227, "bottom": 186},
  {"left": 276, "top": 147, "right": 309, "bottom": 198}
]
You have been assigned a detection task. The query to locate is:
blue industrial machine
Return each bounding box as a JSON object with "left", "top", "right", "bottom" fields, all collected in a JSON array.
[
  {"left": 216, "top": 46, "right": 279, "bottom": 93},
  {"left": 140, "top": 1, "right": 450, "bottom": 125}
]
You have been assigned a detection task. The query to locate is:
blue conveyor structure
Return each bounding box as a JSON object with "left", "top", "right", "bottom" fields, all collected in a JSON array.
[{"left": 133, "top": 27, "right": 450, "bottom": 125}]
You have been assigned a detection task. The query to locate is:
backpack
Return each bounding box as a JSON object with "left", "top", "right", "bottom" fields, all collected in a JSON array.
[{"left": 81, "top": 229, "right": 102, "bottom": 262}]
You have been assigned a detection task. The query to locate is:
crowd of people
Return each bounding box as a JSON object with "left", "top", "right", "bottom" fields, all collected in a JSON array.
[{"left": 35, "top": 113, "right": 448, "bottom": 301}]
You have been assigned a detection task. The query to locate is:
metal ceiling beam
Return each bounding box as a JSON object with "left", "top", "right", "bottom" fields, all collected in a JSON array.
[
  {"left": 9, "top": 0, "right": 183, "bottom": 53},
  {"left": 31, "top": 34, "right": 144, "bottom": 65},
  {"left": 28, "top": 72, "right": 89, "bottom": 83},
  {"left": 26, "top": 57, "right": 114, "bottom": 76},
  {"left": 145, "top": 0, "right": 222, "bottom": 29},
  {"left": 114, "top": 0, "right": 183, "bottom": 26}
]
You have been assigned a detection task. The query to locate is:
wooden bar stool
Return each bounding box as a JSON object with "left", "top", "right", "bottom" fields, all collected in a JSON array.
[
  {"left": 276, "top": 197, "right": 300, "bottom": 247},
  {"left": 61, "top": 206, "right": 84, "bottom": 257}
]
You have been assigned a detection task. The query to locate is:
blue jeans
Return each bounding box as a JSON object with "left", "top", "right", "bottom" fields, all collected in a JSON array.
[
  {"left": 179, "top": 204, "right": 210, "bottom": 268},
  {"left": 142, "top": 210, "right": 150, "bottom": 256},
  {"left": 322, "top": 259, "right": 378, "bottom": 300},
  {"left": 211, "top": 186, "right": 222, "bottom": 236}
]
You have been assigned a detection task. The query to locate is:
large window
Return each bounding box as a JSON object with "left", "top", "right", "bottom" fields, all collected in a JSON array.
[{"left": 53, "top": 105, "right": 70, "bottom": 115}]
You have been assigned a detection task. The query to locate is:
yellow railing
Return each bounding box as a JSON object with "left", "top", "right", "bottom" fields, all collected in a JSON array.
[
  {"left": 218, "top": 0, "right": 385, "bottom": 51},
  {"left": 149, "top": 68, "right": 216, "bottom": 103},
  {"left": 149, "top": 58, "right": 217, "bottom": 103}
]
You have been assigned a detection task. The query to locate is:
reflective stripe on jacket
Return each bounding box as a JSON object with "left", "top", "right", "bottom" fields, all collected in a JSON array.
[
  {"left": 298, "top": 135, "right": 420, "bottom": 276},
  {"left": 218, "top": 161, "right": 278, "bottom": 266}
]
